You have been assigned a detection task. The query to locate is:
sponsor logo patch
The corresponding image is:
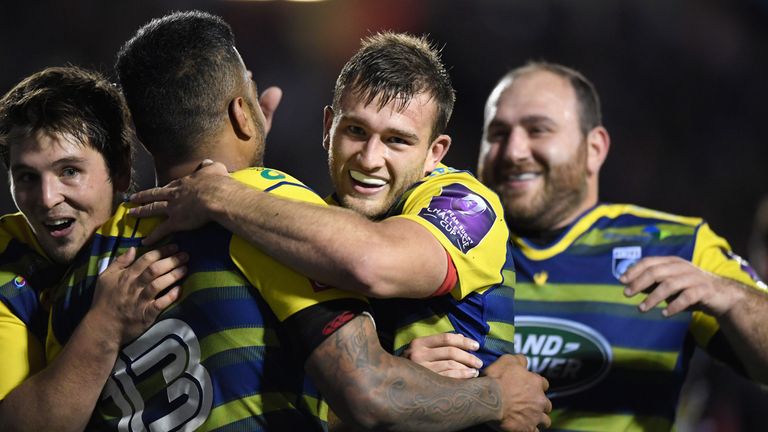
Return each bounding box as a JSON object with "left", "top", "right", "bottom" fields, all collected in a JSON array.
[
  {"left": 515, "top": 316, "right": 612, "bottom": 398},
  {"left": 612, "top": 246, "right": 641, "bottom": 279},
  {"left": 13, "top": 275, "right": 26, "bottom": 288},
  {"left": 418, "top": 183, "right": 495, "bottom": 253},
  {"left": 723, "top": 249, "right": 767, "bottom": 289}
]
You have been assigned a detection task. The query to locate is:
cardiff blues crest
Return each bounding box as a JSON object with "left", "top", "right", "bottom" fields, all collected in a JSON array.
[{"left": 612, "top": 246, "right": 642, "bottom": 279}]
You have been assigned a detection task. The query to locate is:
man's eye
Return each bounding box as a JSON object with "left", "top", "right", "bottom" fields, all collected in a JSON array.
[
  {"left": 14, "top": 172, "right": 37, "bottom": 183},
  {"left": 388, "top": 136, "right": 408, "bottom": 145},
  {"left": 62, "top": 167, "right": 79, "bottom": 177},
  {"left": 347, "top": 125, "right": 366, "bottom": 136}
]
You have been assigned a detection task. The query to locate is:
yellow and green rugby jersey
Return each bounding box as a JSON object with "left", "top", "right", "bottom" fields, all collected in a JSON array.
[
  {"left": 47, "top": 168, "right": 368, "bottom": 432},
  {"left": 331, "top": 164, "right": 517, "bottom": 369},
  {"left": 0, "top": 213, "right": 65, "bottom": 399},
  {"left": 511, "top": 203, "right": 767, "bottom": 432}
]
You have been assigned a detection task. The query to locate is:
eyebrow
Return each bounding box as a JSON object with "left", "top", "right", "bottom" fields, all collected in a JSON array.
[
  {"left": 519, "top": 115, "right": 557, "bottom": 127},
  {"left": 342, "top": 113, "right": 421, "bottom": 142},
  {"left": 11, "top": 156, "right": 90, "bottom": 173}
]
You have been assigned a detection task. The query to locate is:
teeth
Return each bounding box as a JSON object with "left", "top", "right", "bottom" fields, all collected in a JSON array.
[
  {"left": 45, "top": 219, "right": 72, "bottom": 228},
  {"left": 509, "top": 173, "right": 539, "bottom": 181},
  {"left": 350, "top": 170, "right": 387, "bottom": 186}
]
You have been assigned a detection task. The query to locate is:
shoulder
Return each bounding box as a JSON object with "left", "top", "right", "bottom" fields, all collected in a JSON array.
[
  {"left": 231, "top": 167, "right": 325, "bottom": 205},
  {"left": 398, "top": 165, "right": 502, "bottom": 210},
  {"left": 591, "top": 204, "right": 704, "bottom": 228}
]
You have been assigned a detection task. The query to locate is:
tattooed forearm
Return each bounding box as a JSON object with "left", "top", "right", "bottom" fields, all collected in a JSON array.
[{"left": 306, "top": 315, "right": 503, "bottom": 431}]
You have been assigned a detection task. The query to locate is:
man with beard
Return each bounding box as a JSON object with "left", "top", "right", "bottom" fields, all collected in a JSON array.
[
  {"left": 429, "top": 61, "right": 768, "bottom": 431},
  {"left": 47, "top": 12, "right": 550, "bottom": 431},
  {"left": 130, "top": 30, "right": 550, "bottom": 430}
]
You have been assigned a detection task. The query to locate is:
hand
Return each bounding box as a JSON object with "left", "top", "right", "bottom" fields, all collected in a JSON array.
[
  {"left": 128, "top": 161, "right": 232, "bottom": 245},
  {"left": 484, "top": 354, "right": 551, "bottom": 432},
  {"left": 90, "top": 244, "right": 188, "bottom": 343},
  {"left": 259, "top": 86, "right": 282, "bottom": 135},
  {"left": 621, "top": 256, "right": 744, "bottom": 317},
  {"left": 402, "top": 333, "right": 483, "bottom": 378}
]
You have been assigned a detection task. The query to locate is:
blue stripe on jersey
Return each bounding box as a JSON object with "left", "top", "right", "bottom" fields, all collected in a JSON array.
[
  {"left": 514, "top": 244, "right": 694, "bottom": 285},
  {"left": 161, "top": 291, "right": 271, "bottom": 340},
  {"left": 515, "top": 302, "right": 690, "bottom": 351},
  {"left": 206, "top": 350, "right": 312, "bottom": 404},
  {"left": 557, "top": 355, "right": 692, "bottom": 414}
]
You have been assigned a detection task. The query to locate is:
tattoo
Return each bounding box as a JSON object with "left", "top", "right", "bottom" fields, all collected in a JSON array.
[{"left": 308, "top": 315, "right": 499, "bottom": 431}]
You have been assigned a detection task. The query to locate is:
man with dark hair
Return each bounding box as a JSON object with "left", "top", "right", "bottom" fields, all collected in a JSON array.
[
  {"left": 49, "top": 12, "right": 549, "bottom": 431},
  {"left": 0, "top": 66, "right": 186, "bottom": 431},
  {"left": 415, "top": 61, "right": 768, "bottom": 430},
  {"left": 130, "top": 32, "right": 534, "bottom": 389}
]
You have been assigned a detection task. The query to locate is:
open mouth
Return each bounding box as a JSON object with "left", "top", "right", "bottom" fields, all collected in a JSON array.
[
  {"left": 44, "top": 218, "right": 75, "bottom": 237},
  {"left": 350, "top": 170, "right": 388, "bottom": 189}
]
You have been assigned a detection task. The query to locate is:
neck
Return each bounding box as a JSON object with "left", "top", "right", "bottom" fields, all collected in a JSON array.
[{"left": 154, "top": 135, "right": 257, "bottom": 185}]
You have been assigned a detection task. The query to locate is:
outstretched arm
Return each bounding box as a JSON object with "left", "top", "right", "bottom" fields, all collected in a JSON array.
[
  {"left": 622, "top": 256, "right": 768, "bottom": 383},
  {"left": 130, "top": 165, "right": 447, "bottom": 298},
  {"left": 306, "top": 315, "right": 551, "bottom": 432},
  {"left": 0, "top": 245, "right": 187, "bottom": 432}
]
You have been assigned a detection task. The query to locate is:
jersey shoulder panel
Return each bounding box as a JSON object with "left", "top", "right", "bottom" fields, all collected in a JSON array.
[
  {"left": 388, "top": 165, "right": 510, "bottom": 299},
  {"left": 231, "top": 167, "right": 325, "bottom": 205}
]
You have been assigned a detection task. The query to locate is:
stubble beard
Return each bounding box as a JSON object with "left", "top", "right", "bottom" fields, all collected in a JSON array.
[{"left": 501, "top": 144, "right": 589, "bottom": 233}]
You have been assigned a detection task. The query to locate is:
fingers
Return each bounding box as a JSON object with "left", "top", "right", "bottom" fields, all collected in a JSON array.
[
  {"left": 259, "top": 86, "right": 283, "bottom": 135},
  {"left": 435, "top": 366, "right": 480, "bottom": 379},
  {"left": 130, "top": 186, "right": 174, "bottom": 205},
  {"left": 195, "top": 160, "right": 229, "bottom": 176},
  {"left": 410, "top": 332, "right": 480, "bottom": 350},
  {"left": 152, "top": 286, "right": 181, "bottom": 311},
  {"left": 106, "top": 247, "right": 137, "bottom": 273},
  {"left": 137, "top": 251, "right": 189, "bottom": 291},
  {"left": 129, "top": 244, "right": 179, "bottom": 274},
  {"left": 403, "top": 333, "right": 483, "bottom": 370}
]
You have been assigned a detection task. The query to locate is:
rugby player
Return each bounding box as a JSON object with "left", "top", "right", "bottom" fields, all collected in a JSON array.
[
  {"left": 0, "top": 66, "right": 187, "bottom": 431},
  {"left": 47, "top": 12, "right": 550, "bottom": 431},
  {"left": 415, "top": 61, "right": 768, "bottom": 430}
]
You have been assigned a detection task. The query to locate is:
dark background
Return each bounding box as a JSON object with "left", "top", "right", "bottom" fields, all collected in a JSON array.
[{"left": 1, "top": 0, "right": 766, "bottom": 428}]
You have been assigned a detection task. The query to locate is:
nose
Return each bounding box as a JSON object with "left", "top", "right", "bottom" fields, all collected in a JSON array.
[
  {"left": 39, "top": 174, "right": 65, "bottom": 209},
  {"left": 503, "top": 127, "right": 532, "bottom": 163},
  {"left": 357, "top": 137, "right": 386, "bottom": 171}
]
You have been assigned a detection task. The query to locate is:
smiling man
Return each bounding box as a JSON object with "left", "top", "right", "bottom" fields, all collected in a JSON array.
[
  {"left": 0, "top": 66, "right": 186, "bottom": 432},
  {"left": 130, "top": 31, "right": 551, "bottom": 430},
  {"left": 474, "top": 62, "right": 768, "bottom": 431}
]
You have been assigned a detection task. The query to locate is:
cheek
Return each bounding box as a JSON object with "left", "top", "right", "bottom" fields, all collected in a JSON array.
[{"left": 11, "top": 188, "right": 33, "bottom": 212}]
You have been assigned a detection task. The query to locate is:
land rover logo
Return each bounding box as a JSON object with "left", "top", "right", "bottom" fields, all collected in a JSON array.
[{"left": 514, "top": 316, "right": 612, "bottom": 398}]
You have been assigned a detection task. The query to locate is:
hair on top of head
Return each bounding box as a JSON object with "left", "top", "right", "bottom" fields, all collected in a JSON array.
[
  {"left": 500, "top": 61, "right": 602, "bottom": 137},
  {"left": 0, "top": 65, "right": 134, "bottom": 187},
  {"left": 115, "top": 10, "right": 247, "bottom": 162},
  {"left": 333, "top": 31, "right": 456, "bottom": 141}
]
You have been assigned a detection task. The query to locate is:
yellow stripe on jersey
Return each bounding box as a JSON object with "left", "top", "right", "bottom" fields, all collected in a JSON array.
[
  {"left": 393, "top": 314, "right": 457, "bottom": 353},
  {"left": 514, "top": 204, "right": 703, "bottom": 261},
  {"left": 199, "top": 327, "right": 279, "bottom": 361},
  {"left": 0, "top": 213, "right": 46, "bottom": 258},
  {"left": 0, "top": 301, "right": 44, "bottom": 399},
  {"left": 612, "top": 346, "right": 679, "bottom": 371},
  {"left": 514, "top": 283, "right": 646, "bottom": 307},
  {"left": 200, "top": 393, "right": 327, "bottom": 431},
  {"left": 392, "top": 167, "right": 510, "bottom": 300},
  {"left": 549, "top": 408, "right": 672, "bottom": 432}
]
